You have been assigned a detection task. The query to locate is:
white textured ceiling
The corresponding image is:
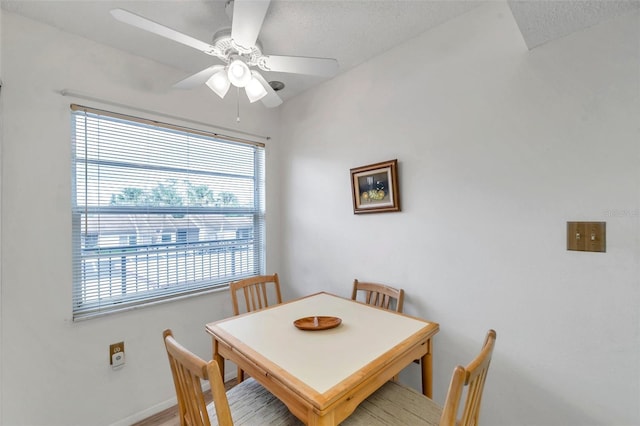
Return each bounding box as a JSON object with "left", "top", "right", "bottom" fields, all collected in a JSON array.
[
  {"left": 2, "top": 0, "right": 638, "bottom": 103},
  {"left": 508, "top": 0, "right": 639, "bottom": 49}
]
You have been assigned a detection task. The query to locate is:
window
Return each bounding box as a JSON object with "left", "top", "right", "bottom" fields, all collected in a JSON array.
[{"left": 71, "top": 105, "right": 265, "bottom": 320}]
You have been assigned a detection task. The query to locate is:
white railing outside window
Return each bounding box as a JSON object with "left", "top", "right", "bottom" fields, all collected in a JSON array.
[{"left": 71, "top": 105, "right": 265, "bottom": 320}]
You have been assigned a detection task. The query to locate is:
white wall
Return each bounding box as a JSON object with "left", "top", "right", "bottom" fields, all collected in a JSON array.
[
  {"left": 0, "top": 11, "right": 280, "bottom": 426},
  {"left": 278, "top": 2, "right": 639, "bottom": 426},
  {"left": 2, "top": 2, "right": 639, "bottom": 426},
  {"left": 0, "top": 4, "right": 4, "bottom": 424}
]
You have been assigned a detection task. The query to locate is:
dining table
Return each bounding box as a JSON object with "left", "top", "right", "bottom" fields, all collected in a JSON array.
[{"left": 205, "top": 291, "right": 439, "bottom": 426}]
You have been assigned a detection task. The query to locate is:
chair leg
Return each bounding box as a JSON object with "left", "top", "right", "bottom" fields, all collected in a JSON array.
[{"left": 237, "top": 366, "right": 244, "bottom": 383}]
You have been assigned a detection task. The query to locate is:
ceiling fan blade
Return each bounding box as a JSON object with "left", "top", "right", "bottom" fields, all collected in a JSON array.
[
  {"left": 110, "top": 8, "right": 217, "bottom": 56},
  {"left": 251, "top": 71, "right": 283, "bottom": 108},
  {"left": 173, "top": 65, "right": 225, "bottom": 89},
  {"left": 260, "top": 55, "right": 339, "bottom": 77},
  {"left": 230, "top": 0, "right": 271, "bottom": 51}
]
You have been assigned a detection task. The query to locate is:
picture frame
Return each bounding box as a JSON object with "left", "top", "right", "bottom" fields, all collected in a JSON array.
[{"left": 350, "top": 159, "right": 400, "bottom": 214}]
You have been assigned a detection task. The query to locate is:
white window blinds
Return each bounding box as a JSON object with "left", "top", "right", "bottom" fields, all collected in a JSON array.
[{"left": 71, "top": 105, "right": 265, "bottom": 320}]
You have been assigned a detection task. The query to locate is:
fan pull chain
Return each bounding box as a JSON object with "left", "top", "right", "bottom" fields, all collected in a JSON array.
[{"left": 236, "top": 87, "right": 241, "bottom": 123}]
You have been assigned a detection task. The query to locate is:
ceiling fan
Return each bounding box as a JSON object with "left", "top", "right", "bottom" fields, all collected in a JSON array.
[{"left": 110, "top": 0, "right": 339, "bottom": 108}]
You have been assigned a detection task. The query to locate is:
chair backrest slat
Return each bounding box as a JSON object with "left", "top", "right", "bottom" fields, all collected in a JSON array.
[
  {"left": 231, "top": 274, "right": 282, "bottom": 315},
  {"left": 440, "top": 329, "right": 497, "bottom": 426},
  {"left": 352, "top": 279, "right": 404, "bottom": 313},
  {"left": 163, "top": 329, "right": 234, "bottom": 426}
]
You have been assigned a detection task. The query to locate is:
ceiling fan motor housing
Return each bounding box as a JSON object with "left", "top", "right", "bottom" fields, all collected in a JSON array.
[{"left": 212, "top": 28, "right": 263, "bottom": 66}]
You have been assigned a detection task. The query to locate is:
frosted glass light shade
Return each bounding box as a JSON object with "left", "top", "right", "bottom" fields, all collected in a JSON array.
[
  {"left": 227, "top": 59, "right": 252, "bottom": 88},
  {"left": 205, "top": 69, "right": 231, "bottom": 98},
  {"left": 245, "top": 75, "right": 267, "bottom": 103}
]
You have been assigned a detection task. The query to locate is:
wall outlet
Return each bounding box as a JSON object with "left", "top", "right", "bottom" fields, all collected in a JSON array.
[
  {"left": 109, "top": 341, "right": 125, "bottom": 367},
  {"left": 111, "top": 351, "right": 125, "bottom": 367}
]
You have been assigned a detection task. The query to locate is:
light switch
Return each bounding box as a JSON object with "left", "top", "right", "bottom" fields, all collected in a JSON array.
[
  {"left": 567, "top": 222, "right": 585, "bottom": 251},
  {"left": 567, "top": 222, "right": 605, "bottom": 252}
]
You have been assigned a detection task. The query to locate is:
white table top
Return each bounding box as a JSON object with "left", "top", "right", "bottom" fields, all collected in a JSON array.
[{"left": 213, "top": 292, "right": 432, "bottom": 394}]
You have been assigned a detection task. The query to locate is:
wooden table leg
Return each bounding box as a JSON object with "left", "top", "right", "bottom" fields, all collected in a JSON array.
[
  {"left": 213, "top": 338, "right": 225, "bottom": 379},
  {"left": 421, "top": 338, "right": 433, "bottom": 398},
  {"left": 307, "top": 411, "right": 334, "bottom": 426}
]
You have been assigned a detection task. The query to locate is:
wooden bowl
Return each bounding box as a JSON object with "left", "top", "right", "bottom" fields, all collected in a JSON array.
[{"left": 294, "top": 316, "right": 342, "bottom": 331}]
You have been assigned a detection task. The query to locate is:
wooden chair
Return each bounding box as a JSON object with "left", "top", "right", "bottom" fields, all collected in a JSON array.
[
  {"left": 229, "top": 273, "right": 282, "bottom": 382},
  {"left": 343, "top": 329, "right": 497, "bottom": 426},
  {"left": 162, "top": 329, "right": 299, "bottom": 426},
  {"left": 230, "top": 273, "right": 282, "bottom": 315},
  {"left": 351, "top": 279, "right": 405, "bottom": 312},
  {"left": 351, "top": 279, "right": 405, "bottom": 381}
]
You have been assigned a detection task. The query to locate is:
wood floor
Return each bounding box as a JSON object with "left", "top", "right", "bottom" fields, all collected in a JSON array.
[{"left": 132, "top": 379, "right": 237, "bottom": 426}]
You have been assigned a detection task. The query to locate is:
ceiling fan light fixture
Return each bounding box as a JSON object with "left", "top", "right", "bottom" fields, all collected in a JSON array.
[
  {"left": 205, "top": 69, "right": 231, "bottom": 98},
  {"left": 227, "top": 58, "right": 252, "bottom": 88},
  {"left": 245, "top": 75, "right": 268, "bottom": 103}
]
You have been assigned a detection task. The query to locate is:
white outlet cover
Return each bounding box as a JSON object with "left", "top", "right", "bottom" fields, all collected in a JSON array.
[{"left": 111, "top": 352, "right": 125, "bottom": 367}]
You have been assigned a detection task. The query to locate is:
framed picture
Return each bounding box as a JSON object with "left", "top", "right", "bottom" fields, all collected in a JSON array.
[{"left": 350, "top": 159, "right": 400, "bottom": 214}]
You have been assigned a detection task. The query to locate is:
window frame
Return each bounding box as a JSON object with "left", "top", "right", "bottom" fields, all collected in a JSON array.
[{"left": 70, "top": 104, "right": 266, "bottom": 320}]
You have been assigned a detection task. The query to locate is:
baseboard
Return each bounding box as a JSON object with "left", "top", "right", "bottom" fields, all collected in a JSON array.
[
  {"left": 109, "top": 364, "right": 238, "bottom": 426},
  {"left": 108, "top": 396, "right": 178, "bottom": 426},
  {"left": 108, "top": 371, "right": 235, "bottom": 426}
]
